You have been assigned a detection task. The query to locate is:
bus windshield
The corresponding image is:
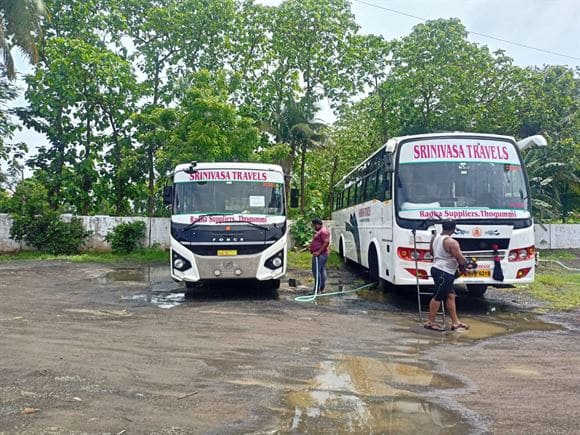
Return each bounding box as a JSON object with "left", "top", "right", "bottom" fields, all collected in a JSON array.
[
  {"left": 396, "top": 160, "right": 530, "bottom": 219},
  {"left": 174, "top": 180, "right": 285, "bottom": 216}
]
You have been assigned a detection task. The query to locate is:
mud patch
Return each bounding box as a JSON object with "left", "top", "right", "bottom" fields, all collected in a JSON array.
[{"left": 63, "top": 308, "right": 132, "bottom": 317}]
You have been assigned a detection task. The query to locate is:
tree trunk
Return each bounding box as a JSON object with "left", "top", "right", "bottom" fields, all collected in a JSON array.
[
  {"left": 299, "top": 144, "right": 306, "bottom": 213},
  {"left": 147, "top": 145, "right": 155, "bottom": 217},
  {"left": 327, "top": 154, "right": 340, "bottom": 212}
]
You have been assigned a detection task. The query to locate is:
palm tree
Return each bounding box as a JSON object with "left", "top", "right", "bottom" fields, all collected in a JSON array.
[
  {"left": 289, "top": 121, "right": 326, "bottom": 213},
  {"left": 264, "top": 96, "right": 327, "bottom": 212},
  {"left": 0, "top": 0, "right": 47, "bottom": 79}
]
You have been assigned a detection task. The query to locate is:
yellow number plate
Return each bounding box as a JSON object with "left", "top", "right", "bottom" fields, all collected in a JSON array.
[
  {"left": 465, "top": 269, "right": 491, "bottom": 278},
  {"left": 217, "top": 250, "right": 237, "bottom": 256}
]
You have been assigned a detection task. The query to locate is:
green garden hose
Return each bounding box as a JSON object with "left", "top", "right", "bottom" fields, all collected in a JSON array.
[{"left": 294, "top": 282, "right": 376, "bottom": 302}]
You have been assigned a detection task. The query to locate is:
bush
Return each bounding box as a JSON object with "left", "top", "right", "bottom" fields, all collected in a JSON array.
[
  {"left": 105, "top": 221, "right": 146, "bottom": 253},
  {"left": 290, "top": 215, "right": 314, "bottom": 250},
  {"left": 7, "top": 180, "right": 91, "bottom": 255},
  {"left": 10, "top": 213, "right": 91, "bottom": 255}
]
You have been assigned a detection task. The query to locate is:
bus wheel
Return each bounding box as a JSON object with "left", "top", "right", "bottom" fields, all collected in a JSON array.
[
  {"left": 368, "top": 246, "right": 379, "bottom": 282},
  {"left": 467, "top": 284, "right": 487, "bottom": 297}
]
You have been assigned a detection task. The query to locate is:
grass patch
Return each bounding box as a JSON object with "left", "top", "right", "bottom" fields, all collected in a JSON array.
[
  {"left": 511, "top": 250, "right": 580, "bottom": 310},
  {"left": 537, "top": 249, "right": 577, "bottom": 261},
  {"left": 521, "top": 270, "right": 580, "bottom": 310},
  {"left": 287, "top": 250, "right": 342, "bottom": 270},
  {"left": 0, "top": 248, "right": 169, "bottom": 264}
]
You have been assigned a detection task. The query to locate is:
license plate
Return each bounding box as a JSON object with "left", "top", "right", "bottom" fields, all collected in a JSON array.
[
  {"left": 464, "top": 269, "right": 491, "bottom": 278},
  {"left": 217, "top": 250, "right": 237, "bottom": 256}
]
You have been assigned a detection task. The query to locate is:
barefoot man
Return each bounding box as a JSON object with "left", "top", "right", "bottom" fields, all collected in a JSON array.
[{"left": 425, "top": 219, "right": 470, "bottom": 331}]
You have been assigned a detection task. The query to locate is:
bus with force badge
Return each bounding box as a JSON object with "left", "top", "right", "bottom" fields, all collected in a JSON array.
[
  {"left": 163, "top": 162, "right": 288, "bottom": 290},
  {"left": 330, "top": 132, "right": 546, "bottom": 296}
]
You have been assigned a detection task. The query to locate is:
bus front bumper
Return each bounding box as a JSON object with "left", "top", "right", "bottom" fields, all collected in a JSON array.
[{"left": 171, "top": 237, "right": 287, "bottom": 283}]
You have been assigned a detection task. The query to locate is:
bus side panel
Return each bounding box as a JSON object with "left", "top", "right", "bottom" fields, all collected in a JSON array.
[
  {"left": 377, "top": 201, "right": 395, "bottom": 283},
  {"left": 330, "top": 208, "right": 354, "bottom": 261},
  {"left": 360, "top": 200, "right": 393, "bottom": 269}
]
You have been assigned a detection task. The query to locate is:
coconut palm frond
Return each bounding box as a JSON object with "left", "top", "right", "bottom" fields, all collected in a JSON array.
[{"left": 0, "top": 0, "right": 47, "bottom": 78}]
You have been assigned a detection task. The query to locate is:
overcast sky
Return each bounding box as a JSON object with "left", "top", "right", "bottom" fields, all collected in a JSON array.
[{"left": 8, "top": 0, "right": 580, "bottom": 165}]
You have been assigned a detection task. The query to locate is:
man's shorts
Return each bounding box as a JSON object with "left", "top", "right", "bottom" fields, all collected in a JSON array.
[{"left": 431, "top": 267, "right": 456, "bottom": 301}]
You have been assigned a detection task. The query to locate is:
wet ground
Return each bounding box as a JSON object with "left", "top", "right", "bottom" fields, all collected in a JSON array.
[{"left": 0, "top": 260, "right": 578, "bottom": 434}]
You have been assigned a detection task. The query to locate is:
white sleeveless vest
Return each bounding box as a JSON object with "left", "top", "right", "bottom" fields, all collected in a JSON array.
[{"left": 432, "top": 234, "right": 458, "bottom": 275}]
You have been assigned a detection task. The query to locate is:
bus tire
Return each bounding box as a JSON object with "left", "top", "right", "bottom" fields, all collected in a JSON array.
[
  {"left": 467, "top": 284, "right": 487, "bottom": 297},
  {"left": 379, "top": 278, "right": 395, "bottom": 292},
  {"left": 368, "top": 246, "right": 379, "bottom": 282}
]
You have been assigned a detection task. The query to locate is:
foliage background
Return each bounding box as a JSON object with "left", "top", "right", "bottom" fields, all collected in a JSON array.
[{"left": 0, "top": 0, "right": 578, "bottom": 223}]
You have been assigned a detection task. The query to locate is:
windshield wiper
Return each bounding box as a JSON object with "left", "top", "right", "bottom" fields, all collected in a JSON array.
[
  {"left": 224, "top": 219, "right": 269, "bottom": 231},
  {"left": 182, "top": 213, "right": 232, "bottom": 231}
]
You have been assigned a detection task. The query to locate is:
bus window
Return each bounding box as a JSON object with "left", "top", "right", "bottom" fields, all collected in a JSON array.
[
  {"left": 356, "top": 178, "right": 365, "bottom": 203},
  {"left": 334, "top": 191, "right": 342, "bottom": 211},
  {"left": 376, "top": 171, "right": 391, "bottom": 201},
  {"left": 365, "top": 172, "right": 377, "bottom": 201}
]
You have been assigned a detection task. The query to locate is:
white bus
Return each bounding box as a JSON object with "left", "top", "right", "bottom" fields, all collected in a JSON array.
[
  {"left": 163, "top": 162, "right": 287, "bottom": 289},
  {"left": 330, "top": 132, "right": 546, "bottom": 296}
]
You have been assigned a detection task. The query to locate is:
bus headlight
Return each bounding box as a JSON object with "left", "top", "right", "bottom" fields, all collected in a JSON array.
[
  {"left": 174, "top": 258, "right": 185, "bottom": 269},
  {"left": 265, "top": 251, "right": 284, "bottom": 270},
  {"left": 172, "top": 251, "right": 191, "bottom": 271}
]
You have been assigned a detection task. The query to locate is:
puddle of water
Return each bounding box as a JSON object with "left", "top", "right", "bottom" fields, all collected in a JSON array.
[
  {"left": 98, "top": 265, "right": 169, "bottom": 285},
  {"left": 339, "top": 355, "right": 461, "bottom": 391},
  {"left": 443, "top": 312, "right": 563, "bottom": 342},
  {"left": 354, "top": 287, "right": 563, "bottom": 341},
  {"left": 122, "top": 291, "right": 186, "bottom": 309},
  {"left": 279, "top": 356, "right": 469, "bottom": 434}
]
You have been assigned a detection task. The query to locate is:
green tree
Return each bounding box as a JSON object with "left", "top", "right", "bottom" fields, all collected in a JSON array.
[
  {"left": 156, "top": 70, "right": 260, "bottom": 174},
  {"left": 119, "top": 0, "right": 235, "bottom": 105},
  {"left": 378, "top": 18, "right": 521, "bottom": 136},
  {"left": 132, "top": 105, "right": 178, "bottom": 216},
  {"left": 0, "top": 72, "right": 16, "bottom": 157},
  {"left": 19, "top": 38, "right": 138, "bottom": 214},
  {"left": 518, "top": 66, "right": 579, "bottom": 221}
]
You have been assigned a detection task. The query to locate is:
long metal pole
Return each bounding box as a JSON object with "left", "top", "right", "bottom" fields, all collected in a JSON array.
[{"left": 413, "top": 229, "right": 422, "bottom": 321}]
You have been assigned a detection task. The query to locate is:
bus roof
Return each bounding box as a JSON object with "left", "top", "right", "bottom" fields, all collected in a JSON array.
[
  {"left": 335, "top": 131, "right": 516, "bottom": 188},
  {"left": 382, "top": 131, "right": 515, "bottom": 152},
  {"left": 175, "top": 162, "right": 284, "bottom": 174}
]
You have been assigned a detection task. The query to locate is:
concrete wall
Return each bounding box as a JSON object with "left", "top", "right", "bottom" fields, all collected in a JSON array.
[
  {"left": 0, "top": 214, "right": 170, "bottom": 253},
  {"left": 0, "top": 213, "right": 577, "bottom": 252},
  {"left": 533, "top": 223, "right": 580, "bottom": 250}
]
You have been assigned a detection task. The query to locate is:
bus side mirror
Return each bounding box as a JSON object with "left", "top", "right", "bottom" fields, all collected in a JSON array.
[
  {"left": 290, "top": 188, "right": 299, "bottom": 208},
  {"left": 162, "top": 186, "right": 173, "bottom": 205},
  {"left": 516, "top": 135, "right": 547, "bottom": 151}
]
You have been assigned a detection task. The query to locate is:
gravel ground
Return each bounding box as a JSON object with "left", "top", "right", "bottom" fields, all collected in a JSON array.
[{"left": 0, "top": 259, "right": 578, "bottom": 434}]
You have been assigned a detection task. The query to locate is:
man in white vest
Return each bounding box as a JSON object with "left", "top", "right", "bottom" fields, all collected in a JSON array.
[{"left": 424, "top": 219, "right": 470, "bottom": 332}]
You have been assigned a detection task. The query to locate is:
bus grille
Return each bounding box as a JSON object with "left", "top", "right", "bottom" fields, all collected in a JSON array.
[
  {"left": 185, "top": 244, "right": 267, "bottom": 256},
  {"left": 462, "top": 250, "right": 506, "bottom": 261},
  {"left": 455, "top": 238, "right": 509, "bottom": 251}
]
